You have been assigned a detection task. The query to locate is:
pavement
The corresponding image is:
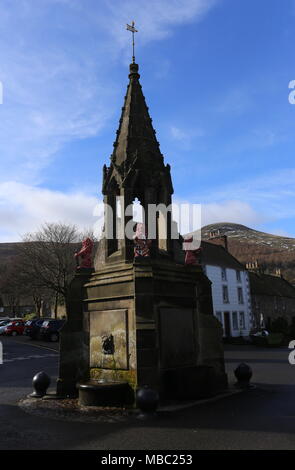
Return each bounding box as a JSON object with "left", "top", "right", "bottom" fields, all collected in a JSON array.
[{"left": 0, "top": 336, "right": 295, "bottom": 450}]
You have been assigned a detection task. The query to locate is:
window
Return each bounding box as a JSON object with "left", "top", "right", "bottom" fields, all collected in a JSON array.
[
  {"left": 221, "top": 268, "right": 227, "bottom": 281},
  {"left": 216, "top": 311, "right": 222, "bottom": 324},
  {"left": 232, "top": 312, "right": 238, "bottom": 330},
  {"left": 238, "top": 287, "right": 244, "bottom": 304},
  {"left": 239, "top": 312, "right": 245, "bottom": 329},
  {"left": 236, "top": 270, "right": 241, "bottom": 282},
  {"left": 222, "top": 285, "right": 229, "bottom": 303}
]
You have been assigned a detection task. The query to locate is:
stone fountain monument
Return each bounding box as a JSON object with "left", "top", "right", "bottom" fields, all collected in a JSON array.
[{"left": 57, "top": 60, "right": 227, "bottom": 405}]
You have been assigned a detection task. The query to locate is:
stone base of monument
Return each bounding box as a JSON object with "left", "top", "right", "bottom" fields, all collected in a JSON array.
[{"left": 77, "top": 380, "right": 134, "bottom": 407}]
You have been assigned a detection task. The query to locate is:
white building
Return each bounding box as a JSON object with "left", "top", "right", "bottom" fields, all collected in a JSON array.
[{"left": 201, "top": 235, "right": 253, "bottom": 337}]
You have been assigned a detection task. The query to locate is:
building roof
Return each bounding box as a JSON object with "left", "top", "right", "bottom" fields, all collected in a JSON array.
[
  {"left": 249, "top": 271, "right": 295, "bottom": 298},
  {"left": 201, "top": 240, "right": 245, "bottom": 271}
]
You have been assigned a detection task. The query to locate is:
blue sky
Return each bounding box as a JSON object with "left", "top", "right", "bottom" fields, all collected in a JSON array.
[{"left": 0, "top": 0, "right": 295, "bottom": 241}]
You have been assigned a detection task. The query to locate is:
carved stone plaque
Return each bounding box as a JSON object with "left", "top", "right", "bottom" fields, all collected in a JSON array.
[{"left": 90, "top": 309, "right": 128, "bottom": 370}]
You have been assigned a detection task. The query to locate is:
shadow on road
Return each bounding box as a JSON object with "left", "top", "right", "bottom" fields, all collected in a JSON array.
[{"left": 1, "top": 342, "right": 295, "bottom": 449}]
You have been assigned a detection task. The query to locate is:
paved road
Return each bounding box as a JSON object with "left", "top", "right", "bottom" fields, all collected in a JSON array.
[
  {"left": 6, "top": 333, "right": 59, "bottom": 352},
  {"left": 0, "top": 337, "right": 295, "bottom": 450}
]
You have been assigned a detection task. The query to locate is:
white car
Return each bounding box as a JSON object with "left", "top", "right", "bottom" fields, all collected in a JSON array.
[
  {"left": 0, "top": 320, "right": 11, "bottom": 335},
  {"left": 252, "top": 329, "right": 269, "bottom": 337}
]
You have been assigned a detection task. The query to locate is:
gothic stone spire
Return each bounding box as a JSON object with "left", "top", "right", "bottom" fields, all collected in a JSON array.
[{"left": 102, "top": 62, "right": 173, "bottom": 198}]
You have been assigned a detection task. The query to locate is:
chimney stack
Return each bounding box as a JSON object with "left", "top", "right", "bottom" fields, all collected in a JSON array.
[
  {"left": 246, "top": 260, "right": 264, "bottom": 275},
  {"left": 208, "top": 230, "right": 228, "bottom": 251},
  {"left": 274, "top": 268, "right": 283, "bottom": 278}
]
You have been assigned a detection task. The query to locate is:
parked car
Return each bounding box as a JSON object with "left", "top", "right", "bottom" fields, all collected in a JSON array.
[
  {"left": 251, "top": 329, "right": 269, "bottom": 337},
  {"left": 4, "top": 320, "right": 25, "bottom": 336},
  {"left": 0, "top": 320, "right": 11, "bottom": 335},
  {"left": 39, "top": 319, "right": 65, "bottom": 342},
  {"left": 24, "top": 318, "right": 52, "bottom": 340}
]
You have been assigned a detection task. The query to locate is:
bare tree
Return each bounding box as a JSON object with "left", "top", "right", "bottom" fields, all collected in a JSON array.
[
  {"left": 0, "top": 258, "right": 26, "bottom": 315},
  {"left": 17, "top": 223, "right": 82, "bottom": 316},
  {"left": 0, "top": 254, "right": 56, "bottom": 317},
  {"left": 0, "top": 223, "right": 97, "bottom": 319}
]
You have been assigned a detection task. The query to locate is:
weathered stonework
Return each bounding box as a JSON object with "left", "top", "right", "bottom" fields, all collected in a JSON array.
[{"left": 57, "top": 61, "right": 227, "bottom": 404}]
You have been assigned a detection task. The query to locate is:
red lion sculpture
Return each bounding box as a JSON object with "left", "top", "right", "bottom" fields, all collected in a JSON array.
[
  {"left": 133, "top": 223, "right": 151, "bottom": 258},
  {"left": 75, "top": 237, "right": 94, "bottom": 269}
]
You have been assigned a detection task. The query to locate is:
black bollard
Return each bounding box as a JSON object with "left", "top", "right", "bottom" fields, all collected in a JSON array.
[
  {"left": 136, "top": 385, "right": 159, "bottom": 419},
  {"left": 234, "top": 363, "right": 253, "bottom": 389},
  {"left": 30, "top": 371, "right": 51, "bottom": 398}
]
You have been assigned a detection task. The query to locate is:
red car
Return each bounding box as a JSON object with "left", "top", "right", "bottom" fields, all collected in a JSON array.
[{"left": 4, "top": 321, "right": 25, "bottom": 336}]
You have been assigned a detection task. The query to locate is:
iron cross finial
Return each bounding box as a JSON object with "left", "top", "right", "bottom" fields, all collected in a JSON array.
[{"left": 126, "top": 21, "right": 138, "bottom": 63}]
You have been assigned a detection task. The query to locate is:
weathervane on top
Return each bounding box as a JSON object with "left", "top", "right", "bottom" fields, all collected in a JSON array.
[{"left": 126, "top": 21, "right": 138, "bottom": 63}]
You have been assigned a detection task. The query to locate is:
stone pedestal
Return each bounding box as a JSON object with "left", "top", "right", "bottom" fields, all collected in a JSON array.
[
  {"left": 56, "top": 270, "right": 93, "bottom": 398},
  {"left": 57, "top": 257, "right": 226, "bottom": 404},
  {"left": 56, "top": 60, "right": 227, "bottom": 405}
]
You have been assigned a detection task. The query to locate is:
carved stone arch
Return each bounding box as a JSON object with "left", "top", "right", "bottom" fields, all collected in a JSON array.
[{"left": 109, "top": 175, "right": 120, "bottom": 195}]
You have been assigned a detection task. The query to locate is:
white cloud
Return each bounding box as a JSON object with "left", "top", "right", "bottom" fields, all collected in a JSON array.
[
  {"left": 214, "top": 87, "right": 254, "bottom": 115},
  {"left": 192, "top": 168, "right": 295, "bottom": 232},
  {"left": 203, "top": 168, "right": 295, "bottom": 212},
  {"left": 170, "top": 198, "right": 263, "bottom": 235},
  {"left": 225, "top": 128, "right": 285, "bottom": 154},
  {"left": 1, "top": 178, "right": 291, "bottom": 242},
  {"left": 269, "top": 228, "right": 294, "bottom": 237},
  {"left": 0, "top": 0, "right": 218, "bottom": 185},
  {"left": 0, "top": 181, "right": 101, "bottom": 242},
  {"left": 0, "top": 0, "right": 220, "bottom": 241},
  {"left": 170, "top": 125, "right": 204, "bottom": 150},
  {"left": 201, "top": 200, "right": 263, "bottom": 227},
  {"left": 171, "top": 126, "right": 188, "bottom": 141},
  {"left": 170, "top": 126, "right": 188, "bottom": 140},
  {"left": 0, "top": 182, "right": 262, "bottom": 243},
  {"left": 103, "top": 0, "right": 217, "bottom": 47},
  {"left": 0, "top": 39, "right": 113, "bottom": 183}
]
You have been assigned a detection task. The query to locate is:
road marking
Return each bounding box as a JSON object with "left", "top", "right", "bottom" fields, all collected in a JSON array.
[
  {"left": 7, "top": 337, "right": 58, "bottom": 353},
  {"left": 3, "top": 353, "right": 57, "bottom": 364}
]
